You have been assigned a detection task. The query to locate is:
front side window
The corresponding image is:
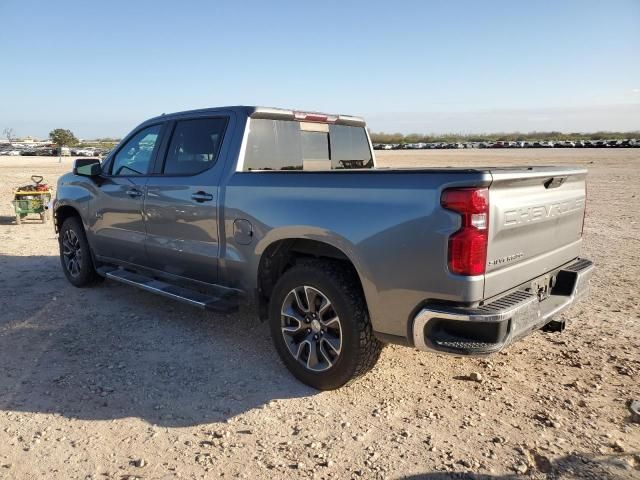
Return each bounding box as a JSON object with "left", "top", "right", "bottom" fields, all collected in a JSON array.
[
  {"left": 111, "top": 125, "right": 162, "bottom": 176},
  {"left": 163, "top": 118, "right": 227, "bottom": 175},
  {"left": 243, "top": 119, "right": 373, "bottom": 171}
]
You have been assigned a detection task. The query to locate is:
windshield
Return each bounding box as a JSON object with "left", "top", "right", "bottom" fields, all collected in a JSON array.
[{"left": 243, "top": 119, "right": 373, "bottom": 171}]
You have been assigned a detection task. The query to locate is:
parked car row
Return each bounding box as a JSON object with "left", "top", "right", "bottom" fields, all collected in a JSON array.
[
  {"left": 373, "top": 139, "right": 640, "bottom": 150},
  {"left": 70, "top": 147, "right": 102, "bottom": 156},
  {"left": 0, "top": 145, "right": 111, "bottom": 157}
]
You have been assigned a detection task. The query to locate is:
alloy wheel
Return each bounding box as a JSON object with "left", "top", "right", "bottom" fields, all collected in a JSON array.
[
  {"left": 62, "top": 229, "right": 83, "bottom": 278},
  {"left": 280, "top": 285, "right": 342, "bottom": 372}
]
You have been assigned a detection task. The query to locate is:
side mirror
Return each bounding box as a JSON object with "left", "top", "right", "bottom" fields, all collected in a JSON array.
[{"left": 73, "top": 158, "right": 102, "bottom": 177}]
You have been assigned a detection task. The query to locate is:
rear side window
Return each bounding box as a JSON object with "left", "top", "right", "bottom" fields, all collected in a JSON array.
[
  {"left": 163, "top": 118, "right": 227, "bottom": 175},
  {"left": 243, "top": 119, "right": 372, "bottom": 171}
]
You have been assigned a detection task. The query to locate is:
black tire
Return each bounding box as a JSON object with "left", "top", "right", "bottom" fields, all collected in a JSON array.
[
  {"left": 269, "top": 260, "right": 383, "bottom": 390},
  {"left": 58, "top": 216, "right": 103, "bottom": 287}
]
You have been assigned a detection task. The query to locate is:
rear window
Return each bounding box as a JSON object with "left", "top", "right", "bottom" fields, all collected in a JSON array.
[{"left": 243, "top": 119, "right": 373, "bottom": 171}]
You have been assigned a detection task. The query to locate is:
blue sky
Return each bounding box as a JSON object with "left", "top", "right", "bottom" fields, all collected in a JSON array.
[{"left": 1, "top": 0, "right": 638, "bottom": 138}]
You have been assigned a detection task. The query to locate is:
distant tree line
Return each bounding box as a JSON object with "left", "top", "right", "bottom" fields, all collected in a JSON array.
[{"left": 369, "top": 130, "right": 640, "bottom": 144}]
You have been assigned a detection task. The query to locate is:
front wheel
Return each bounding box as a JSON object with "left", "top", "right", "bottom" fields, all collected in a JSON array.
[
  {"left": 269, "top": 260, "right": 383, "bottom": 390},
  {"left": 58, "top": 217, "right": 103, "bottom": 287}
]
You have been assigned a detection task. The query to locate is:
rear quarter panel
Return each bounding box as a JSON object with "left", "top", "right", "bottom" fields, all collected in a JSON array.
[{"left": 221, "top": 170, "right": 490, "bottom": 338}]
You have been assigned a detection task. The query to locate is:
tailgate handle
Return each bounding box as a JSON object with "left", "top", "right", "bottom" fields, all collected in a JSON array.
[{"left": 544, "top": 177, "right": 567, "bottom": 189}]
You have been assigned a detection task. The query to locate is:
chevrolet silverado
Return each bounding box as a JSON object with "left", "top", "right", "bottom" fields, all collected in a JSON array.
[{"left": 54, "top": 106, "right": 594, "bottom": 389}]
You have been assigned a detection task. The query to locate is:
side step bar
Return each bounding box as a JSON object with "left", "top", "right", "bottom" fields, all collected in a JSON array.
[{"left": 97, "top": 267, "right": 238, "bottom": 313}]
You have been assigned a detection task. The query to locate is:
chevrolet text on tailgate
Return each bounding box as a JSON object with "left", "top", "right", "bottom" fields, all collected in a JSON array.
[{"left": 54, "top": 106, "right": 594, "bottom": 390}]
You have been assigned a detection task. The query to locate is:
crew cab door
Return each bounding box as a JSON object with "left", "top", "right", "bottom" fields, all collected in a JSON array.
[
  {"left": 90, "top": 123, "right": 165, "bottom": 266},
  {"left": 142, "top": 115, "right": 231, "bottom": 284}
]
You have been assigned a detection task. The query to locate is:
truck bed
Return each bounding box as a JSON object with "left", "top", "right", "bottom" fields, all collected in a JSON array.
[{"left": 223, "top": 164, "right": 587, "bottom": 339}]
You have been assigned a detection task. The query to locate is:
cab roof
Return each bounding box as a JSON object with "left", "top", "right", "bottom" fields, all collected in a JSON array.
[{"left": 145, "top": 106, "right": 366, "bottom": 127}]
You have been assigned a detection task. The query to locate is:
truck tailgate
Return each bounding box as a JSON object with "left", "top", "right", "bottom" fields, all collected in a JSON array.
[{"left": 484, "top": 167, "right": 587, "bottom": 299}]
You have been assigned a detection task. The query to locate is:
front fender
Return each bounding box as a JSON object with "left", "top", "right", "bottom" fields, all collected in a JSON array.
[{"left": 53, "top": 177, "right": 96, "bottom": 232}]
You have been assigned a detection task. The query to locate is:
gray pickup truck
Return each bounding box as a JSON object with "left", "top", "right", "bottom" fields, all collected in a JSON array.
[{"left": 54, "top": 106, "right": 593, "bottom": 389}]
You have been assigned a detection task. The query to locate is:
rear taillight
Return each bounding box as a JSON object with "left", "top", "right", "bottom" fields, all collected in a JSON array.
[{"left": 441, "top": 187, "right": 489, "bottom": 276}]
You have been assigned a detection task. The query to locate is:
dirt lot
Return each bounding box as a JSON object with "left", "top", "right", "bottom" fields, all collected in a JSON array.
[{"left": 0, "top": 149, "right": 638, "bottom": 479}]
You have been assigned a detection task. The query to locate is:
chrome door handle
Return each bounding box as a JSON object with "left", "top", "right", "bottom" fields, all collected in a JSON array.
[
  {"left": 191, "top": 192, "right": 214, "bottom": 202},
  {"left": 126, "top": 188, "right": 143, "bottom": 197}
]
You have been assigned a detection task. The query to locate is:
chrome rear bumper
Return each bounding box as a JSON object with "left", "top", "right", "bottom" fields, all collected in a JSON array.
[{"left": 412, "top": 258, "right": 594, "bottom": 355}]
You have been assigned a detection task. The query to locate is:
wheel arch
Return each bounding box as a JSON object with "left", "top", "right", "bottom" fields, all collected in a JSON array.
[
  {"left": 54, "top": 204, "right": 82, "bottom": 233},
  {"left": 255, "top": 235, "right": 372, "bottom": 322}
]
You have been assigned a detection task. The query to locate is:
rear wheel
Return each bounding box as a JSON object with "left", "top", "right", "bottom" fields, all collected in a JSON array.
[
  {"left": 59, "top": 217, "right": 103, "bottom": 287},
  {"left": 269, "top": 260, "right": 383, "bottom": 390}
]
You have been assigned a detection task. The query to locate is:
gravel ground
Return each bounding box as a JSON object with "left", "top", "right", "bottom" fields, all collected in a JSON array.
[{"left": 0, "top": 149, "right": 638, "bottom": 479}]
